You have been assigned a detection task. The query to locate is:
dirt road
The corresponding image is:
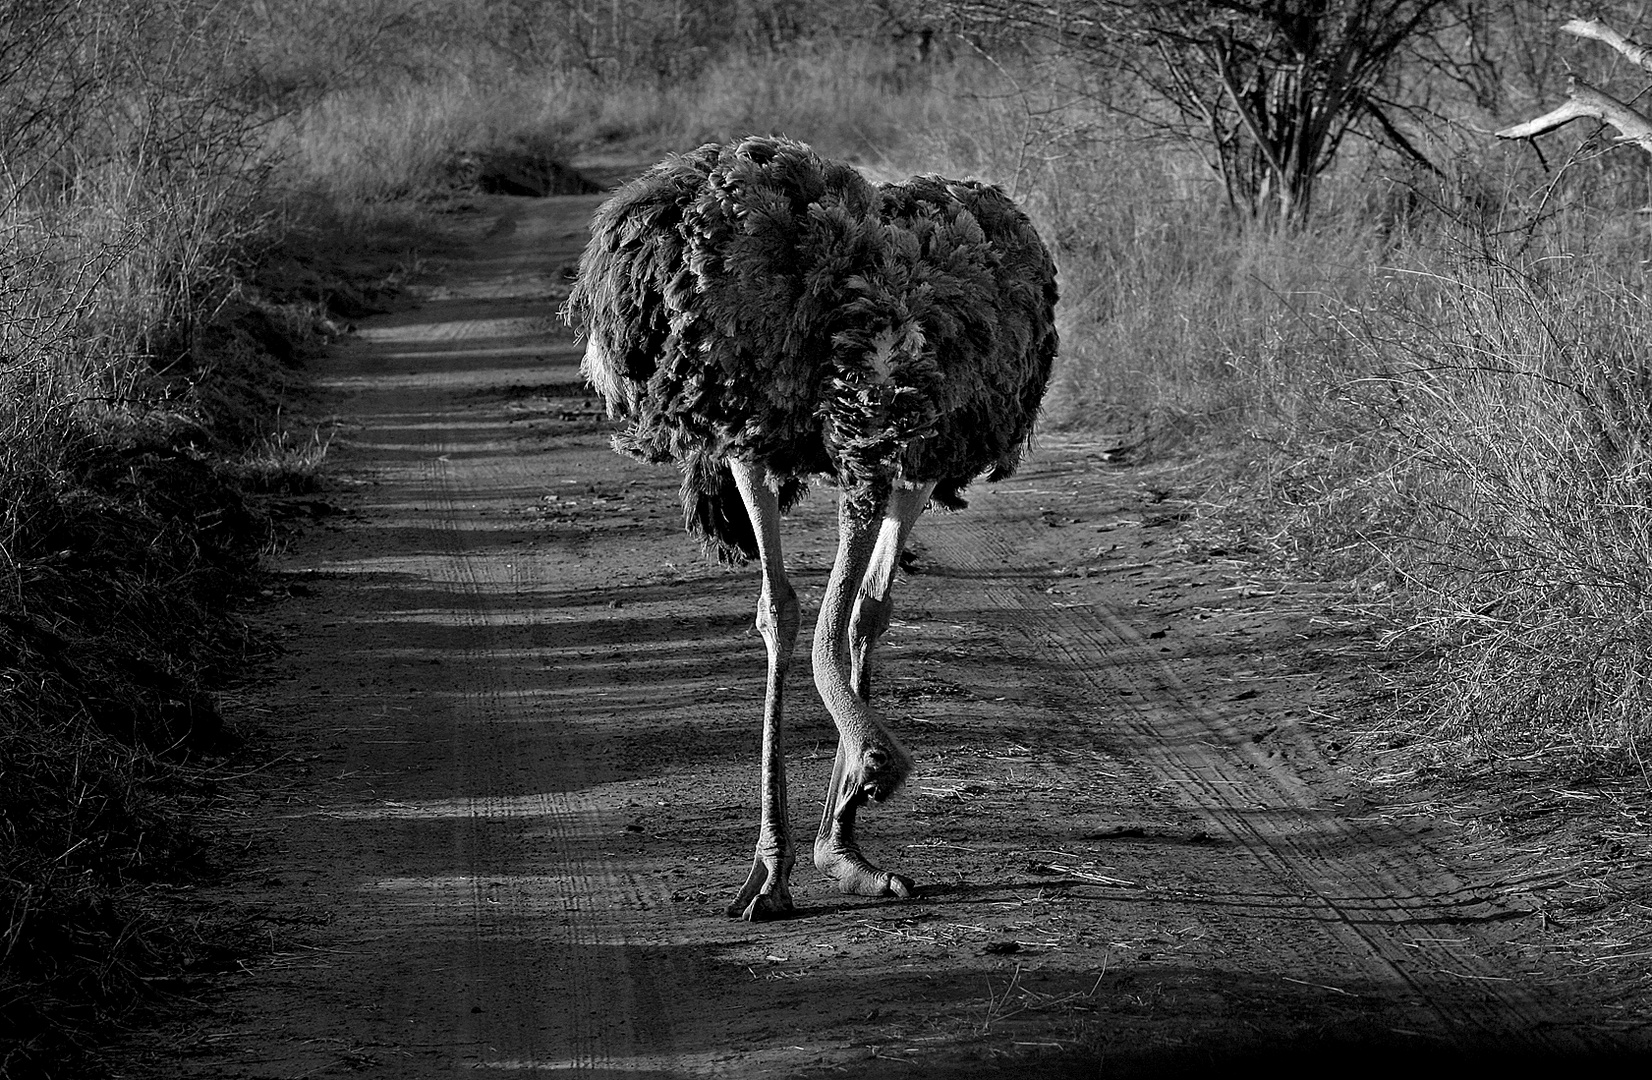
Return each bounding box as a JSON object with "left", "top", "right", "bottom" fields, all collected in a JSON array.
[{"left": 154, "top": 193, "right": 1644, "bottom": 1077}]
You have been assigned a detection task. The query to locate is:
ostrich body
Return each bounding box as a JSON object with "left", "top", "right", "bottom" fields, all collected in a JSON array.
[{"left": 564, "top": 136, "right": 1057, "bottom": 921}]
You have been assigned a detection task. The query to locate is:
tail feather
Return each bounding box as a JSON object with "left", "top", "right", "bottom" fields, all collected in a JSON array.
[
  {"left": 681, "top": 456, "right": 757, "bottom": 565},
  {"left": 680, "top": 456, "right": 809, "bottom": 565}
]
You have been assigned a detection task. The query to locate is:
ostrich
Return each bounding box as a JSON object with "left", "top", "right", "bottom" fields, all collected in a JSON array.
[{"left": 563, "top": 136, "right": 1057, "bottom": 921}]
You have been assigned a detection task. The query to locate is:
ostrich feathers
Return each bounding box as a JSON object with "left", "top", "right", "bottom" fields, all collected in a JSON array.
[{"left": 563, "top": 136, "right": 1058, "bottom": 563}]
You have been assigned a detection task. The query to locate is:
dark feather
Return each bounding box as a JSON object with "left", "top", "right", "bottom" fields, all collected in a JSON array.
[{"left": 562, "top": 136, "right": 1057, "bottom": 555}]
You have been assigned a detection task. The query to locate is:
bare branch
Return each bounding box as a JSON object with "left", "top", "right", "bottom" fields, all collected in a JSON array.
[
  {"left": 1209, "top": 38, "right": 1288, "bottom": 191},
  {"left": 1561, "top": 18, "right": 1652, "bottom": 74},
  {"left": 1361, "top": 96, "right": 1445, "bottom": 177},
  {"left": 955, "top": 1, "right": 1448, "bottom": 224},
  {"left": 1496, "top": 76, "right": 1652, "bottom": 152}
]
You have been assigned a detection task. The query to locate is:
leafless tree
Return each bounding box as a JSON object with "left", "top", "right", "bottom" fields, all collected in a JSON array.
[{"left": 952, "top": 1, "right": 1451, "bottom": 225}]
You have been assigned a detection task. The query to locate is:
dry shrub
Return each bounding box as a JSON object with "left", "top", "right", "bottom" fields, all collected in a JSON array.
[
  {"left": 1371, "top": 256, "right": 1652, "bottom": 771},
  {"left": 0, "top": 3, "right": 312, "bottom": 1075},
  {"left": 1205, "top": 228, "right": 1652, "bottom": 774}
]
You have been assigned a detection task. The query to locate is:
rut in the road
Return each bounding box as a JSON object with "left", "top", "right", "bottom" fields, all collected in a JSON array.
[{"left": 916, "top": 469, "right": 1588, "bottom": 1051}]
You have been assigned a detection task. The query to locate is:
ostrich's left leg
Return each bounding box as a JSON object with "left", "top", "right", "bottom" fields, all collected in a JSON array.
[
  {"left": 813, "top": 492, "right": 917, "bottom": 898},
  {"left": 726, "top": 460, "right": 800, "bottom": 922},
  {"left": 849, "top": 482, "right": 936, "bottom": 701}
]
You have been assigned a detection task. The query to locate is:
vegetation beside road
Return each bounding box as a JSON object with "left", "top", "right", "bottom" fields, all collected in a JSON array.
[{"left": 0, "top": 3, "right": 394, "bottom": 1073}]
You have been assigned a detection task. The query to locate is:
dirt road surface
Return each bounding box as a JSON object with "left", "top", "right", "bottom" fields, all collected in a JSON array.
[{"left": 148, "top": 193, "right": 1647, "bottom": 1077}]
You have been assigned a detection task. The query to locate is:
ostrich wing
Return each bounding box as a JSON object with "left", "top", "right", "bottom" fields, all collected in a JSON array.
[{"left": 875, "top": 176, "right": 1058, "bottom": 508}]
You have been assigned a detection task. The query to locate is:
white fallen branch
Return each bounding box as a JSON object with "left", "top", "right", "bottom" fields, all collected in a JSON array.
[
  {"left": 1496, "top": 76, "right": 1652, "bottom": 154},
  {"left": 1561, "top": 18, "right": 1652, "bottom": 73},
  {"left": 1494, "top": 18, "right": 1652, "bottom": 158}
]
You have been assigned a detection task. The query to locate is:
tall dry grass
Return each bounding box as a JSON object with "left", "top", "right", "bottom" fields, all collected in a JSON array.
[
  {"left": 1241, "top": 243, "right": 1652, "bottom": 773},
  {"left": 272, "top": 36, "right": 938, "bottom": 206},
  {"left": 0, "top": 3, "right": 315, "bottom": 1075}
]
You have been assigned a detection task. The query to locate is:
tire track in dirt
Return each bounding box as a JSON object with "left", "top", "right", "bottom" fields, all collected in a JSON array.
[
  {"left": 354, "top": 201, "right": 678, "bottom": 1073},
  {"left": 421, "top": 443, "right": 620, "bottom": 1073},
  {"left": 916, "top": 471, "right": 1590, "bottom": 1047}
]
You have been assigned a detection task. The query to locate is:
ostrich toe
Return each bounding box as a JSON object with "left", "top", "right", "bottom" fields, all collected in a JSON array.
[
  {"left": 726, "top": 854, "right": 795, "bottom": 922},
  {"left": 814, "top": 836, "right": 917, "bottom": 899}
]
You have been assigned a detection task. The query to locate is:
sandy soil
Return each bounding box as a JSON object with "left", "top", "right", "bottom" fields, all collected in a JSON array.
[{"left": 136, "top": 193, "right": 1650, "bottom": 1078}]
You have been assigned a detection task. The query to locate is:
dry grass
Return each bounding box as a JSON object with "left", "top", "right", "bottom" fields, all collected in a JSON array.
[
  {"left": 272, "top": 37, "right": 937, "bottom": 208},
  {"left": 0, "top": 3, "right": 334, "bottom": 1075},
  {"left": 1356, "top": 254, "right": 1650, "bottom": 770},
  {"left": 1193, "top": 218, "right": 1652, "bottom": 774}
]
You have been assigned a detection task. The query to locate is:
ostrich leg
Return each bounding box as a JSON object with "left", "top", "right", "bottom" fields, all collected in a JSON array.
[
  {"left": 726, "top": 460, "right": 801, "bottom": 922},
  {"left": 849, "top": 482, "right": 936, "bottom": 701},
  {"left": 813, "top": 491, "right": 917, "bottom": 898}
]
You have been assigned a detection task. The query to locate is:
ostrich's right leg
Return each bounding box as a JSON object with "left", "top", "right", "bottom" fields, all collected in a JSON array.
[
  {"left": 813, "top": 492, "right": 917, "bottom": 899},
  {"left": 726, "top": 460, "right": 800, "bottom": 922}
]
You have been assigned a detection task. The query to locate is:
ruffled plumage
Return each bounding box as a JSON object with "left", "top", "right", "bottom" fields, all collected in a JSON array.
[{"left": 562, "top": 136, "right": 1058, "bottom": 562}]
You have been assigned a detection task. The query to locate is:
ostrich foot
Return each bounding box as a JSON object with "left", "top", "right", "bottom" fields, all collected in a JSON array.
[
  {"left": 726, "top": 855, "right": 794, "bottom": 922},
  {"left": 813, "top": 735, "right": 917, "bottom": 899},
  {"left": 815, "top": 836, "right": 916, "bottom": 899}
]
